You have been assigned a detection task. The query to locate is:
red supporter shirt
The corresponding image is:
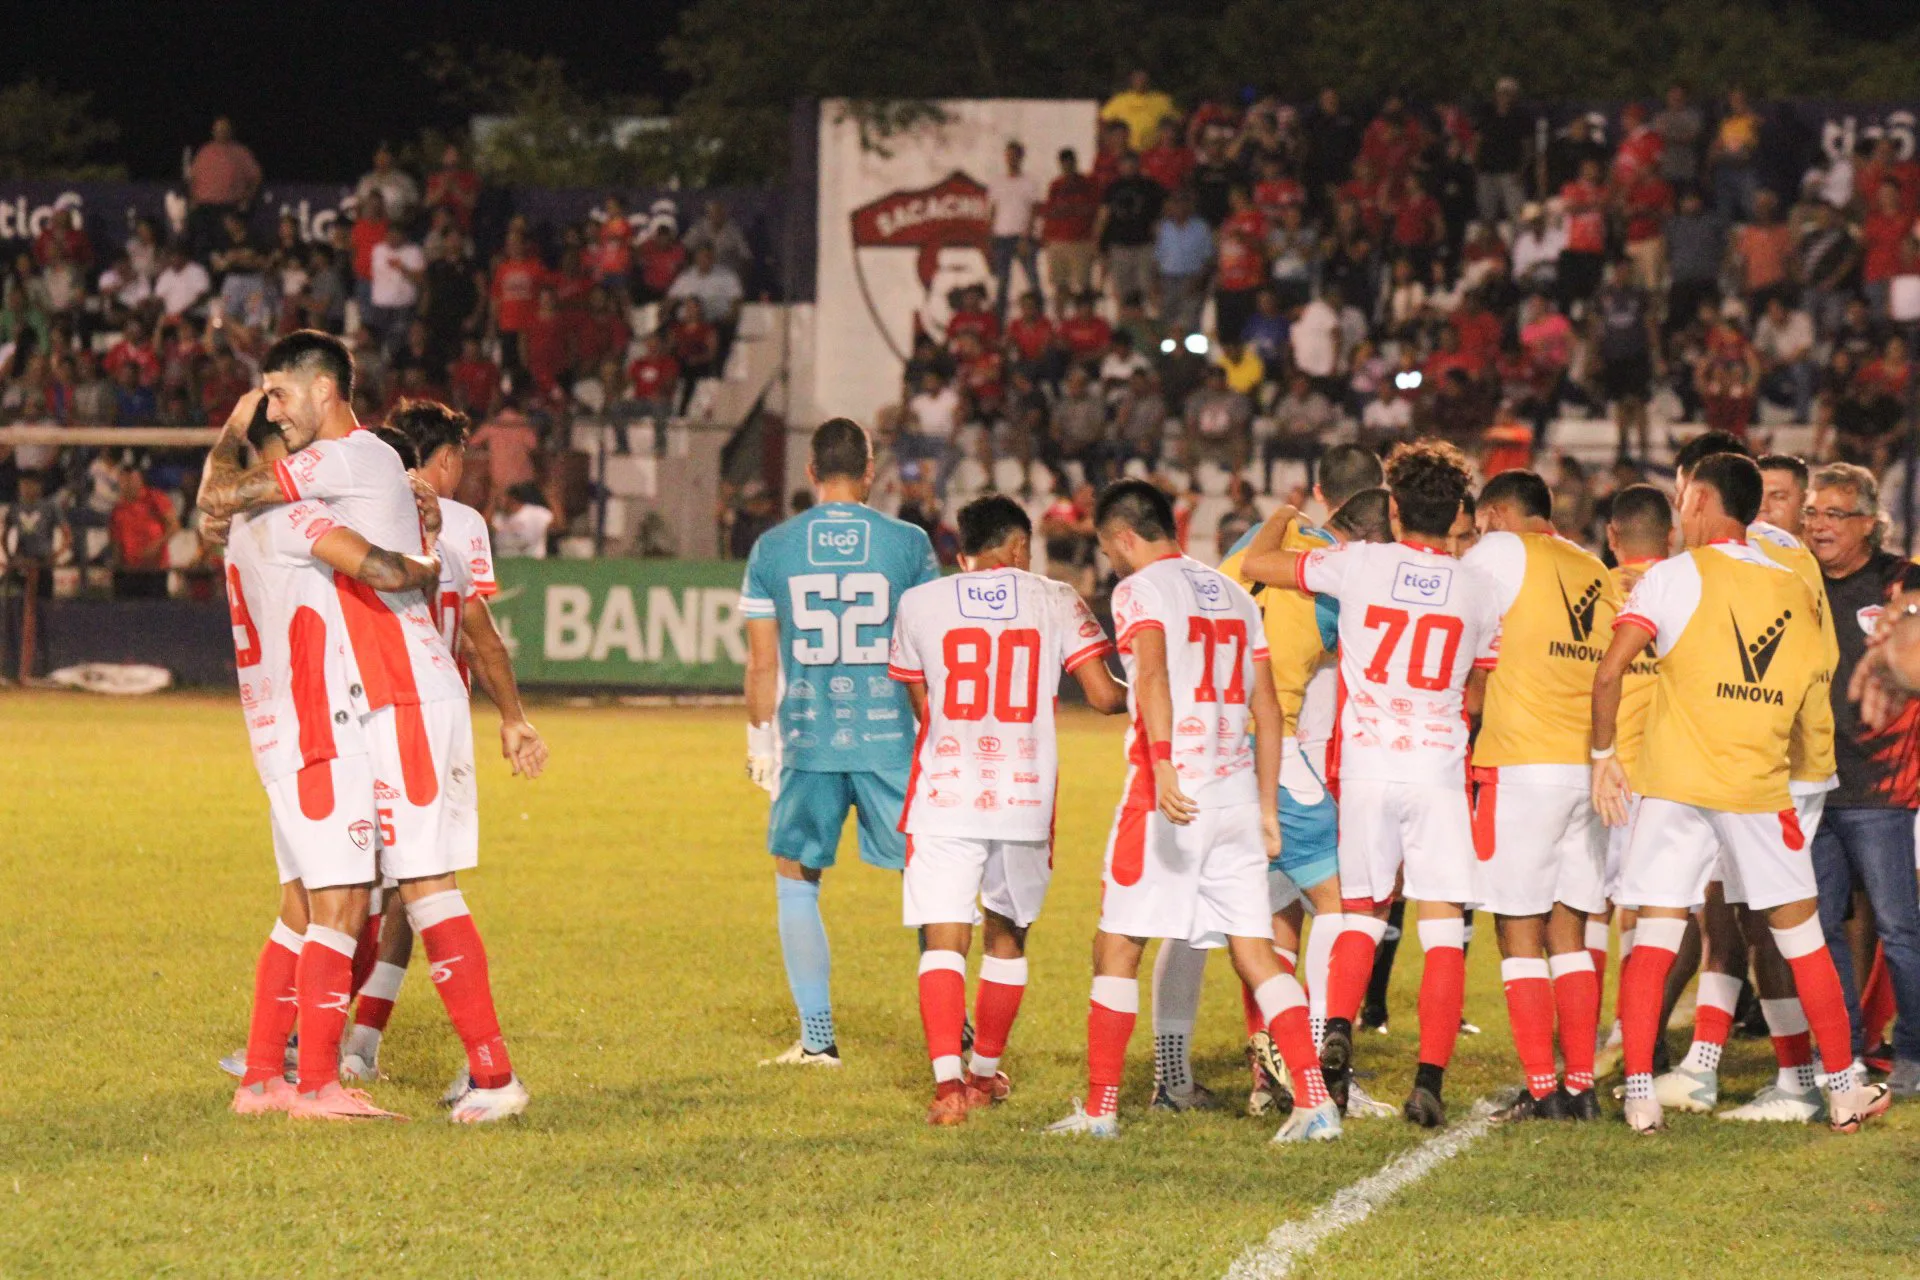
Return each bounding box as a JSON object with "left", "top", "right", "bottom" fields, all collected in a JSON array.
[
  {"left": 111, "top": 490, "right": 174, "bottom": 568},
  {"left": 1043, "top": 174, "right": 1101, "bottom": 243},
  {"left": 1863, "top": 212, "right": 1909, "bottom": 282},
  {"left": 1141, "top": 143, "right": 1194, "bottom": 192},
  {"left": 594, "top": 217, "right": 633, "bottom": 278},
  {"left": 491, "top": 256, "right": 548, "bottom": 333},
  {"left": 1006, "top": 316, "right": 1057, "bottom": 361},
  {"left": 351, "top": 218, "right": 386, "bottom": 281},
  {"left": 628, "top": 354, "right": 680, "bottom": 400},
  {"left": 450, "top": 357, "right": 500, "bottom": 416},
  {"left": 426, "top": 168, "right": 480, "bottom": 227},
  {"left": 1253, "top": 177, "right": 1304, "bottom": 223},
  {"left": 523, "top": 316, "right": 567, "bottom": 391},
  {"left": 1623, "top": 174, "right": 1674, "bottom": 243},
  {"left": 103, "top": 341, "right": 160, "bottom": 384},
  {"left": 1391, "top": 193, "right": 1440, "bottom": 247},
  {"left": 1559, "top": 180, "right": 1607, "bottom": 254},
  {"left": 1215, "top": 210, "right": 1268, "bottom": 291},
  {"left": 1451, "top": 310, "right": 1502, "bottom": 373},
  {"left": 671, "top": 319, "right": 718, "bottom": 367},
  {"left": 947, "top": 308, "right": 1000, "bottom": 346},
  {"left": 637, "top": 238, "right": 687, "bottom": 293},
  {"left": 1058, "top": 314, "right": 1112, "bottom": 358}
]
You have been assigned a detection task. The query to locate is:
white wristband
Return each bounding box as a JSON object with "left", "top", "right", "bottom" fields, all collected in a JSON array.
[
  {"left": 1590, "top": 744, "right": 1616, "bottom": 760},
  {"left": 747, "top": 721, "right": 776, "bottom": 756}
]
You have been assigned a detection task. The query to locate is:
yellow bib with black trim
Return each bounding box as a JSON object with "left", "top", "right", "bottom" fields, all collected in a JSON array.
[
  {"left": 1474, "top": 532, "right": 1621, "bottom": 768},
  {"left": 1750, "top": 529, "right": 1837, "bottom": 783},
  {"left": 1609, "top": 562, "right": 1660, "bottom": 785}
]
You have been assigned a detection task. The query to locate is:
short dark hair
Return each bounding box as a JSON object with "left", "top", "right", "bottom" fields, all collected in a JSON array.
[
  {"left": 1690, "top": 453, "right": 1763, "bottom": 525},
  {"left": 1479, "top": 469, "right": 1553, "bottom": 521},
  {"left": 1094, "top": 478, "right": 1177, "bottom": 542},
  {"left": 1328, "top": 487, "right": 1392, "bottom": 543},
  {"left": 1673, "top": 429, "right": 1752, "bottom": 477},
  {"left": 261, "top": 329, "right": 355, "bottom": 401},
  {"left": 369, "top": 425, "right": 419, "bottom": 469},
  {"left": 1316, "top": 444, "right": 1384, "bottom": 509},
  {"left": 1383, "top": 439, "right": 1472, "bottom": 539},
  {"left": 388, "top": 398, "right": 472, "bottom": 465},
  {"left": 244, "top": 396, "right": 279, "bottom": 451},
  {"left": 1756, "top": 453, "right": 1809, "bottom": 488},
  {"left": 810, "top": 417, "right": 871, "bottom": 481},
  {"left": 1609, "top": 483, "right": 1673, "bottom": 545},
  {"left": 957, "top": 495, "right": 1032, "bottom": 556}
]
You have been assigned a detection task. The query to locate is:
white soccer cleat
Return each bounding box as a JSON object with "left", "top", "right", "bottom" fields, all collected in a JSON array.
[
  {"left": 449, "top": 1074, "right": 530, "bottom": 1124},
  {"left": 1248, "top": 1087, "right": 1279, "bottom": 1117},
  {"left": 1653, "top": 1066, "right": 1717, "bottom": 1113},
  {"left": 339, "top": 1026, "right": 383, "bottom": 1083},
  {"left": 1044, "top": 1099, "right": 1118, "bottom": 1138},
  {"left": 219, "top": 1038, "right": 298, "bottom": 1081},
  {"left": 442, "top": 1068, "right": 474, "bottom": 1107},
  {"left": 218, "top": 1051, "right": 246, "bottom": 1079},
  {"left": 1717, "top": 1084, "right": 1821, "bottom": 1124},
  {"left": 1272, "top": 1099, "right": 1343, "bottom": 1143},
  {"left": 1623, "top": 1095, "right": 1665, "bottom": 1134},
  {"left": 758, "top": 1040, "right": 843, "bottom": 1068},
  {"left": 1827, "top": 1082, "right": 1893, "bottom": 1135},
  {"left": 1344, "top": 1080, "right": 1398, "bottom": 1119}
]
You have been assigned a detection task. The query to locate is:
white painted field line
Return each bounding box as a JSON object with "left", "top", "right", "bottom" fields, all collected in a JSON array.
[{"left": 1224, "top": 1099, "right": 1497, "bottom": 1280}]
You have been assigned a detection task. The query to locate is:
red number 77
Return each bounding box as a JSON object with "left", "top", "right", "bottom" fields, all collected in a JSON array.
[{"left": 1188, "top": 616, "right": 1248, "bottom": 704}]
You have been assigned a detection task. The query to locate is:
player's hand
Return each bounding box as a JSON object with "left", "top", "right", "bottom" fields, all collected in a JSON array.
[
  {"left": 746, "top": 721, "right": 779, "bottom": 795},
  {"left": 501, "top": 719, "right": 547, "bottom": 779},
  {"left": 223, "top": 388, "right": 266, "bottom": 434},
  {"left": 1261, "top": 808, "right": 1282, "bottom": 861},
  {"left": 1591, "top": 755, "right": 1631, "bottom": 828},
  {"left": 410, "top": 474, "right": 444, "bottom": 538},
  {"left": 1154, "top": 761, "right": 1196, "bottom": 826},
  {"left": 197, "top": 509, "right": 231, "bottom": 548}
]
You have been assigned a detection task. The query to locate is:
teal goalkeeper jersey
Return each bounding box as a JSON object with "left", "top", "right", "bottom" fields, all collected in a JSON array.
[{"left": 741, "top": 502, "right": 940, "bottom": 773}]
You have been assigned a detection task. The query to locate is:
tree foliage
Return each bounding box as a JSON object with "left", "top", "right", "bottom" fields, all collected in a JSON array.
[
  {"left": 0, "top": 79, "right": 125, "bottom": 181},
  {"left": 665, "top": 0, "right": 1920, "bottom": 182}
]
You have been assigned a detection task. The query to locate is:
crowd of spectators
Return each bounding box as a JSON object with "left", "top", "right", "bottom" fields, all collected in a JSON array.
[
  {"left": 869, "top": 72, "right": 1920, "bottom": 571},
  {"left": 0, "top": 117, "right": 765, "bottom": 584}
]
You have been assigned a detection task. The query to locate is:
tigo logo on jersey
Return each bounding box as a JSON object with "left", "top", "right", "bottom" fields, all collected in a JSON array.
[
  {"left": 1183, "top": 568, "right": 1229, "bottom": 612},
  {"left": 808, "top": 521, "right": 871, "bottom": 566},
  {"left": 1391, "top": 562, "right": 1452, "bottom": 606},
  {"left": 936, "top": 736, "right": 961, "bottom": 757},
  {"left": 1722, "top": 607, "right": 1793, "bottom": 704},
  {"left": 959, "top": 578, "right": 1018, "bottom": 620}
]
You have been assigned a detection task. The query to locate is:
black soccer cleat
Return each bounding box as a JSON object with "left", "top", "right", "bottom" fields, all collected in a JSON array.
[
  {"left": 1404, "top": 1084, "right": 1447, "bottom": 1128},
  {"left": 1319, "top": 1018, "right": 1354, "bottom": 1113},
  {"left": 1491, "top": 1086, "right": 1565, "bottom": 1124},
  {"left": 961, "top": 1013, "right": 975, "bottom": 1056},
  {"left": 1558, "top": 1087, "right": 1602, "bottom": 1122}
]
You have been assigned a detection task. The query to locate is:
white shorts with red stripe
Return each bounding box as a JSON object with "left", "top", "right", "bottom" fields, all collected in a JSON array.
[
  {"left": 1718, "top": 790, "right": 1827, "bottom": 907},
  {"left": 268, "top": 752, "right": 380, "bottom": 890},
  {"left": 1619, "top": 795, "right": 1816, "bottom": 912},
  {"left": 1470, "top": 767, "right": 1608, "bottom": 916},
  {"left": 1098, "top": 802, "right": 1270, "bottom": 945},
  {"left": 368, "top": 699, "right": 478, "bottom": 881},
  {"left": 902, "top": 835, "right": 1052, "bottom": 928},
  {"left": 1337, "top": 778, "right": 1477, "bottom": 907}
]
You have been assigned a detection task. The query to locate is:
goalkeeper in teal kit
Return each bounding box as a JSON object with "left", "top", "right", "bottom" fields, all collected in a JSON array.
[{"left": 740, "top": 418, "right": 941, "bottom": 1065}]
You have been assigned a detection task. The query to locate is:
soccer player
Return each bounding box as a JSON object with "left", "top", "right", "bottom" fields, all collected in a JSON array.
[
  {"left": 1592, "top": 451, "right": 1889, "bottom": 1134},
  {"left": 1652, "top": 437, "right": 1837, "bottom": 1120},
  {"left": 217, "top": 408, "right": 444, "bottom": 1118},
  {"left": 202, "top": 333, "right": 528, "bottom": 1123},
  {"left": 1463, "top": 470, "right": 1620, "bottom": 1122},
  {"left": 741, "top": 419, "right": 941, "bottom": 1065},
  {"left": 340, "top": 405, "right": 548, "bottom": 1086},
  {"left": 1046, "top": 480, "right": 1339, "bottom": 1143},
  {"left": 1172, "top": 449, "right": 1387, "bottom": 1118},
  {"left": 1239, "top": 440, "right": 1502, "bottom": 1127},
  {"left": 888, "top": 496, "right": 1127, "bottom": 1124}
]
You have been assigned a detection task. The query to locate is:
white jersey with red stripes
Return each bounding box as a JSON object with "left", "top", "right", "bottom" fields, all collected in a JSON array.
[
  {"left": 224, "top": 501, "right": 370, "bottom": 788},
  {"left": 889, "top": 566, "right": 1112, "bottom": 840},
  {"left": 270, "top": 428, "right": 465, "bottom": 707},
  {"left": 428, "top": 497, "right": 499, "bottom": 687},
  {"left": 1295, "top": 538, "right": 1501, "bottom": 788},
  {"left": 1110, "top": 553, "right": 1269, "bottom": 810}
]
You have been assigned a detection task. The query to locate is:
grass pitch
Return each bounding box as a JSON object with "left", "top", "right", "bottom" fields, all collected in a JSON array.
[{"left": 3, "top": 692, "right": 1917, "bottom": 1278}]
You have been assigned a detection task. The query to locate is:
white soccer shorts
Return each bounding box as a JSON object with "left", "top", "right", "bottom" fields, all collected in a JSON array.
[
  {"left": 902, "top": 834, "right": 1052, "bottom": 928},
  {"left": 1719, "top": 791, "right": 1827, "bottom": 907},
  {"left": 1471, "top": 771, "right": 1608, "bottom": 916},
  {"left": 267, "top": 751, "right": 379, "bottom": 890},
  {"left": 1605, "top": 791, "right": 1642, "bottom": 905},
  {"left": 1098, "top": 802, "right": 1270, "bottom": 946},
  {"left": 1619, "top": 795, "right": 1818, "bottom": 912},
  {"left": 1337, "top": 778, "right": 1477, "bottom": 907},
  {"left": 367, "top": 699, "right": 479, "bottom": 881}
]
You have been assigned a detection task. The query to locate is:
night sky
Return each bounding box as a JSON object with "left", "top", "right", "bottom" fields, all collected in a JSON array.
[{"left": 0, "top": 1, "right": 691, "bottom": 182}]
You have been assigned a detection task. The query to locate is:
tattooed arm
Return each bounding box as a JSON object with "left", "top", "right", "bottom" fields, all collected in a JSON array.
[
  {"left": 198, "top": 416, "right": 292, "bottom": 520},
  {"left": 309, "top": 526, "right": 442, "bottom": 593}
]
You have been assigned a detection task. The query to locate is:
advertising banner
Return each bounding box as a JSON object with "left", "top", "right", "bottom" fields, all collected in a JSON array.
[
  {"left": 489, "top": 558, "right": 747, "bottom": 689},
  {"left": 812, "top": 98, "right": 1100, "bottom": 425}
]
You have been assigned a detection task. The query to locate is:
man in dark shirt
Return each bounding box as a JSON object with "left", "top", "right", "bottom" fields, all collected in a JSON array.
[
  {"left": 1805, "top": 461, "right": 1920, "bottom": 1094},
  {"left": 1096, "top": 151, "right": 1164, "bottom": 313},
  {"left": 1473, "top": 76, "right": 1535, "bottom": 225},
  {"left": 1304, "top": 88, "right": 1361, "bottom": 211}
]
